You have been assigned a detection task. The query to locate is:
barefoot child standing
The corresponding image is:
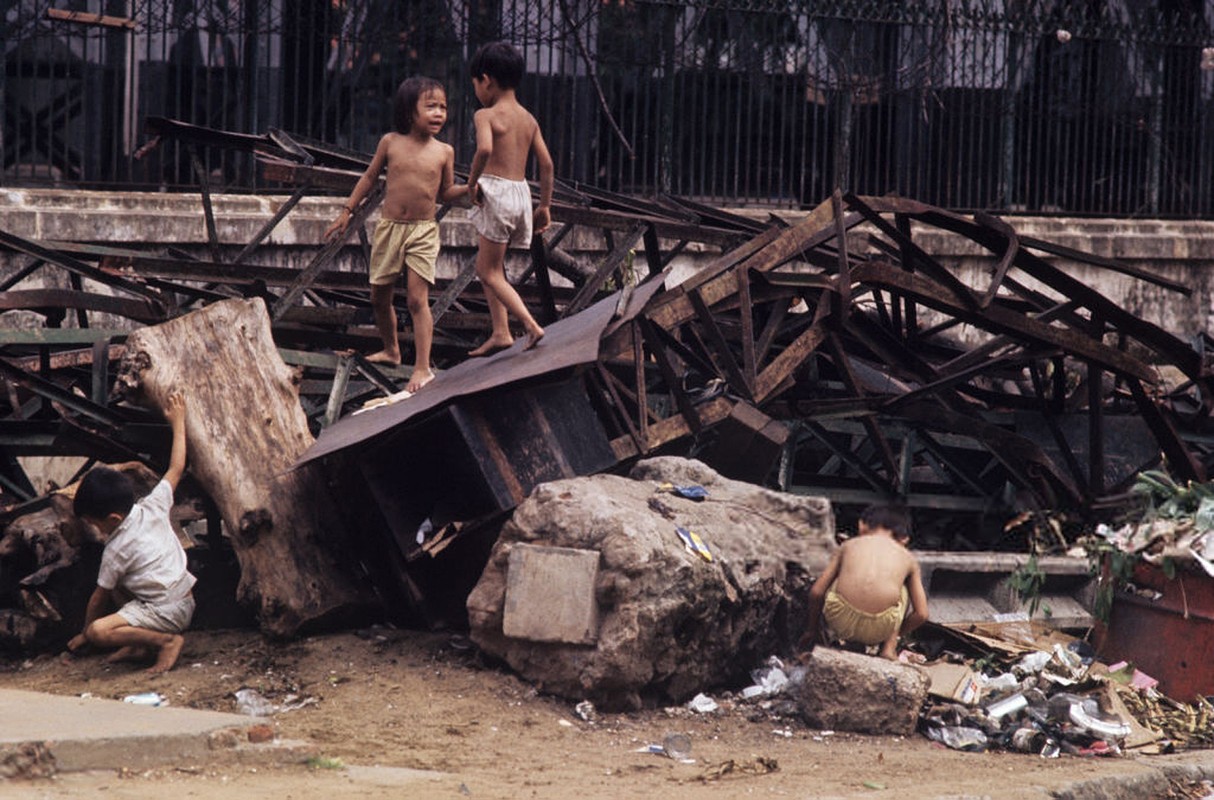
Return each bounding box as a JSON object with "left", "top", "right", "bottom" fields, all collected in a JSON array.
[
  {"left": 465, "top": 41, "right": 551, "bottom": 356},
  {"left": 326, "top": 77, "right": 466, "bottom": 393},
  {"left": 68, "top": 393, "right": 195, "bottom": 674}
]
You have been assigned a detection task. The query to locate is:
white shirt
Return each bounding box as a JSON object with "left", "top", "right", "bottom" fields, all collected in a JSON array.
[{"left": 98, "top": 479, "right": 196, "bottom": 604}]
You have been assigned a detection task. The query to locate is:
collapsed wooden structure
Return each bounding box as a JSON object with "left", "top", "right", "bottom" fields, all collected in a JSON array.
[{"left": 2, "top": 117, "right": 1212, "bottom": 634}]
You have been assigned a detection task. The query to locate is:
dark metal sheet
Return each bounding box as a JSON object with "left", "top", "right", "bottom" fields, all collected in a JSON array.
[{"left": 297, "top": 292, "right": 622, "bottom": 466}]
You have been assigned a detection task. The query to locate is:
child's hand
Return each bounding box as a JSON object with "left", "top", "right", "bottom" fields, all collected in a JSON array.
[
  {"left": 163, "top": 392, "right": 186, "bottom": 427},
  {"left": 470, "top": 181, "right": 482, "bottom": 206},
  {"left": 533, "top": 205, "right": 551, "bottom": 234},
  {"left": 323, "top": 215, "right": 349, "bottom": 243},
  {"left": 66, "top": 633, "right": 88, "bottom": 654}
]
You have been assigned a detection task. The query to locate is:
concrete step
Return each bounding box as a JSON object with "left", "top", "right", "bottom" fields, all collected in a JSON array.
[{"left": 917, "top": 551, "right": 1096, "bottom": 631}]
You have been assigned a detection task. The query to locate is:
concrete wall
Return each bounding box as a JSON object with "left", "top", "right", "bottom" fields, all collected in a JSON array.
[{"left": 2, "top": 188, "right": 1213, "bottom": 342}]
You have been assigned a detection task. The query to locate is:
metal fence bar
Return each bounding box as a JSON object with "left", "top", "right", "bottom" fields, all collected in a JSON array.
[{"left": 2, "top": 0, "right": 1212, "bottom": 217}]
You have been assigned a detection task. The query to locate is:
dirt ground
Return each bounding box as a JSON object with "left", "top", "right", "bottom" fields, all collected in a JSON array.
[{"left": 1, "top": 627, "right": 1212, "bottom": 800}]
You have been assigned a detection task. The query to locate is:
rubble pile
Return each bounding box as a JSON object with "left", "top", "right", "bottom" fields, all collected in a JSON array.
[{"left": 466, "top": 457, "right": 835, "bottom": 710}]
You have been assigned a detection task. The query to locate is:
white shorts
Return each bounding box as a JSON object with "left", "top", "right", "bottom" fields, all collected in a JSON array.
[
  {"left": 117, "top": 593, "right": 195, "bottom": 634},
  {"left": 470, "top": 174, "right": 533, "bottom": 248}
]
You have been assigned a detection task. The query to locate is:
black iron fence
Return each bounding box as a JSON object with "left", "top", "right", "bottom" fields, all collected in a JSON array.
[{"left": 4, "top": 1, "right": 1213, "bottom": 216}]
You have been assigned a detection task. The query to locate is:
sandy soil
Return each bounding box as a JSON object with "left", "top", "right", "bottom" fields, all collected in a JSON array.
[{"left": 1, "top": 628, "right": 1211, "bottom": 800}]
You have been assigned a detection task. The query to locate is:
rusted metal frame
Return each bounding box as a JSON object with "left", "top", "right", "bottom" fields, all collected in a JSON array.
[
  {"left": 844, "top": 193, "right": 978, "bottom": 311},
  {"left": 431, "top": 254, "right": 480, "bottom": 325},
  {"left": 8, "top": 343, "right": 124, "bottom": 374},
  {"left": 936, "top": 299, "right": 1078, "bottom": 378},
  {"left": 267, "top": 128, "right": 315, "bottom": 165},
  {"left": 871, "top": 200, "right": 1204, "bottom": 381},
  {"left": 829, "top": 191, "right": 851, "bottom": 323},
  {"left": 658, "top": 194, "right": 770, "bottom": 234},
  {"left": 233, "top": 184, "right": 308, "bottom": 266},
  {"left": 735, "top": 267, "right": 758, "bottom": 395},
  {"left": 801, "top": 421, "right": 894, "bottom": 493},
  {"left": 851, "top": 262, "right": 1155, "bottom": 382},
  {"left": 640, "top": 321, "right": 719, "bottom": 386},
  {"left": 1127, "top": 378, "right": 1205, "bottom": 482},
  {"left": 898, "top": 429, "right": 917, "bottom": 493},
  {"left": 528, "top": 236, "right": 558, "bottom": 324},
  {"left": 552, "top": 204, "right": 739, "bottom": 248},
  {"left": 595, "top": 362, "right": 645, "bottom": 453},
  {"left": 562, "top": 223, "right": 645, "bottom": 319},
  {"left": 98, "top": 252, "right": 367, "bottom": 290},
  {"left": 638, "top": 318, "right": 702, "bottom": 435},
  {"left": 0, "top": 358, "right": 125, "bottom": 428},
  {"left": 740, "top": 210, "right": 868, "bottom": 279},
  {"left": 0, "top": 289, "right": 166, "bottom": 324},
  {"left": 843, "top": 310, "right": 939, "bottom": 387},
  {"left": 972, "top": 211, "right": 1019, "bottom": 309},
  {"left": 642, "top": 223, "right": 663, "bottom": 277},
  {"left": 55, "top": 416, "right": 149, "bottom": 466},
  {"left": 1017, "top": 233, "right": 1190, "bottom": 296},
  {"left": 896, "top": 399, "right": 1082, "bottom": 506},
  {"left": 1088, "top": 356, "right": 1106, "bottom": 496},
  {"left": 753, "top": 318, "right": 829, "bottom": 404},
  {"left": 633, "top": 324, "right": 650, "bottom": 445},
  {"left": 0, "top": 258, "right": 45, "bottom": 291},
  {"left": 661, "top": 240, "right": 689, "bottom": 268},
  {"left": 0, "top": 230, "right": 162, "bottom": 302},
  {"left": 90, "top": 339, "right": 113, "bottom": 406},
  {"left": 350, "top": 354, "right": 401, "bottom": 395},
  {"left": 753, "top": 293, "right": 791, "bottom": 366},
  {"left": 608, "top": 396, "right": 734, "bottom": 461},
  {"left": 322, "top": 354, "right": 356, "bottom": 429},
  {"left": 915, "top": 430, "right": 991, "bottom": 498},
  {"left": 826, "top": 332, "right": 901, "bottom": 489},
  {"left": 1000, "top": 275, "right": 1093, "bottom": 330},
  {"left": 894, "top": 214, "right": 917, "bottom": 342},
  {"left": 186, "top": 144, "right": 225, "bottom": 265},
  {"left": 1027, "top": 361, "right": 1092, "bottom": 499},
  {"left": 272, "top": 183, "right": 384, "bottom": 321},
  {"left": 687, "top": 287, "right": 753, "bottom": 401},
  {"left": 678, "top": 224, "right": 785, "bottom": 293},
  {"left": 882, "top": 351, "right": 1029, "bottom": 413}
]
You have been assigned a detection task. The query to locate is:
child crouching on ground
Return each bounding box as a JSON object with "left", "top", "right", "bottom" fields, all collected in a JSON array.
[
  {"left": 67, "top": 393, "right": 195, "bottom": 674},
  {"left": 799, "top": 503, "right": 929, "bottom": 661}
]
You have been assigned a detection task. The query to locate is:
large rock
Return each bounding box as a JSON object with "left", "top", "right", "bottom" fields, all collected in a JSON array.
[
  {"left": 466, "top": 457, "right": 835, "bottom": 710},
  {"left": 791, "top": 648, "right": 929, "bottom": 735}
]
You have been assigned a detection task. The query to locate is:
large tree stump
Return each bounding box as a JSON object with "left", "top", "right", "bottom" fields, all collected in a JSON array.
[{"left": 114, "top": 298, "right": 375, "bottom": 636}]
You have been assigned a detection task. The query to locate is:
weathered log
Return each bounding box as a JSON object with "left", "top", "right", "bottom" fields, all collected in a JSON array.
[{"left": 113, "top": 298, "right": 375, "bottom": 636}]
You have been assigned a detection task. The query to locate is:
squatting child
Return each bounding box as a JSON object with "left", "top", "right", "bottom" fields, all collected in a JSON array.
[
  {"left": 68, "top": 393, "right": 195, "bottom": 674},
  {"left": 799, "top": 503, "right": 929, "bottom": 661},
  {"left": 465, "top": 41, "right": 551, "bottom": 356},
  {"left": 325, "top": 76, "right": 466, "bottom": 393}
]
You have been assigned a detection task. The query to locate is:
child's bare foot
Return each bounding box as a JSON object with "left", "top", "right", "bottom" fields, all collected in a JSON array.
[
  {"left": 469, "top": 335, "right": 514, "bottom": 357},
  {"left": 107, "top": 645, "right": 153, "bottom": 664},
  {"left": 148, "top": 635, "right": 184, "bottom": 675},
  {"left": 406, "top": 369, "right": 435, "bottom": 394},
  {"left": 524, "top": 327, "right": 545, "bottom": 351},
  {"left": 365, "top": 350, "right": 402, "bottom": 366}
]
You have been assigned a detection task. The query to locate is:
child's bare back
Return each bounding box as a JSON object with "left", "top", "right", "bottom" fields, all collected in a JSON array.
[
  {"left": 831, "top": 535, "right": 917, "bottom": 613},
  {"left": 474, "top": 99, "right": 541, "bottom": 181}
]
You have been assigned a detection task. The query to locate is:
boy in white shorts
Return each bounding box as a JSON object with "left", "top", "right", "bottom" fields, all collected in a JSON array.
[
  {"left": 465, "top": 41, "right": 551, "bottom": 356},
  {"left": 68, "top": 393, "right": 194, "bottom": 674}
]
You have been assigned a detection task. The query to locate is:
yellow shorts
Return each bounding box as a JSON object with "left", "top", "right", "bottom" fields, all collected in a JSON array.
[
  {"left": 368, "top": 218, "right": 439, "bottom": 286},
  {"left": 822, "top": 585, "right": 907, "bottom": 646}
]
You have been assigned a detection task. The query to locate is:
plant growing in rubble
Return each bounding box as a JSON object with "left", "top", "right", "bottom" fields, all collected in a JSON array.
[{"left": 1008, "top": 556, "right": 1050, "bottom": 618}]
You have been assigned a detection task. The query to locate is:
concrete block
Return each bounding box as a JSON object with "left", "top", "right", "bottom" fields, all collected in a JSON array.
[
  {"left": 791, "top": 647, "right": 928, "bottom": 735},
  {"left": 502, "top": 543, "right": 600, "bottom": 644}
]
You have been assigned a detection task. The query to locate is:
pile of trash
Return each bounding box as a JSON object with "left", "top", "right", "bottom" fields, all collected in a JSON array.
[
  {"left": 646, "top": 620, "right": 1213, "bottom": 757},
  {"left": 1094, "top": 470, "right": 1214, "bottom": 577}
]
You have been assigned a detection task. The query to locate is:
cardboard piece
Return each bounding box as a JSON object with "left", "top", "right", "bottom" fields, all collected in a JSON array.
[{"left": 923, "top": 661, "right": 982, "bottom": 705}]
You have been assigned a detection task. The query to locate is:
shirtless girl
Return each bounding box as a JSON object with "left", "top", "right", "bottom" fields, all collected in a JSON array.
[{"left": 326, "top": 77, "right": 466, "bottom": 393}]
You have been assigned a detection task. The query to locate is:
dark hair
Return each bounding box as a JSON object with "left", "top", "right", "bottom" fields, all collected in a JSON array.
[
  {"left": 860, "top": 503, "right": 912, "bottom": 541},
  {"left": 393, "top": 76, "right": 444, "bottom": 134},
  {"left": 74, "top": 466, "right": 135, "bottom": 521},
  {"left": 469, "top": 41, "right": 524, "bottom": 89}
]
